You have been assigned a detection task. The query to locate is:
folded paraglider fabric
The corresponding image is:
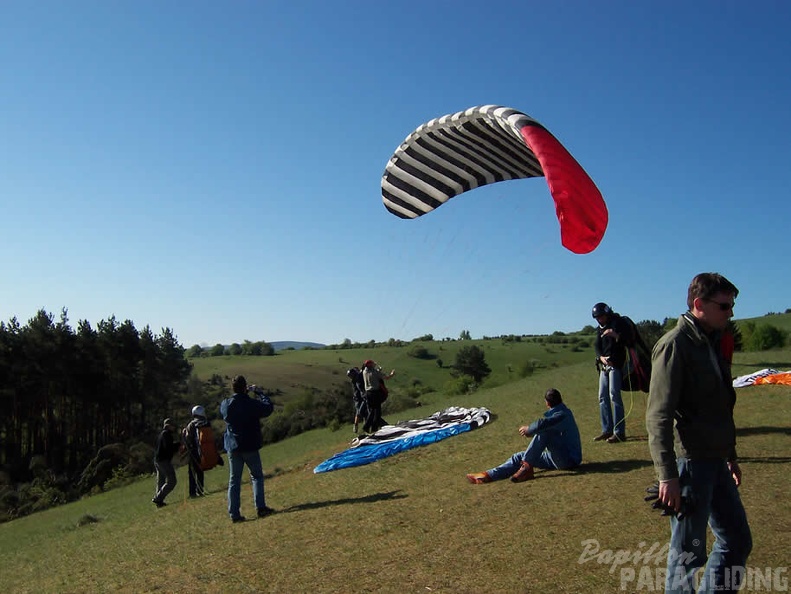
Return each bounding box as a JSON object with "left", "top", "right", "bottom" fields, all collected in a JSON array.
[
  {"left": 733, "top": 368, "right": 791, "bottom": 388},
  {"left": 313, "top": 406, "right": 491, "bottom": 474}
]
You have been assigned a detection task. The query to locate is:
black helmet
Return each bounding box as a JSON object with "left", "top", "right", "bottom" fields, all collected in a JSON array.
[{"left": 591, "top": 302, "right": 612, "bottom": 318}]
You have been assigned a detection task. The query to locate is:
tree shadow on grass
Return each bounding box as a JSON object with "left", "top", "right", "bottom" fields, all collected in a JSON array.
[
  {"left": 279, "top": 490, "right": 408, "bottom": 514},
  {"left": 736, "top": 426, "right": 791, "bottom": 437}
]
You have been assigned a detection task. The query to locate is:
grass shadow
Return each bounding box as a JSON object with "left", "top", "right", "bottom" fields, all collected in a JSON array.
[
  {"left": 280, "top": 490, "right": 408, "bottom": 513},
  {"left": 736, "top": 426, "right": 791, "bottom": 437},
  {"left": 574, "top": 459, "right": 654, "bottom": 474},
  {"left": 738, "top": 456, "right": 791, "bottom": 464}
]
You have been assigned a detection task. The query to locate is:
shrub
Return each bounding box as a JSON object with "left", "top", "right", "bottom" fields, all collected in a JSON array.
[
  {"left": 746, "top": 324, "right": 786, "bottom": 351},
  {"left": 407, "top": 344, "right": 431, "bottom": 359},
  {"left": 444, "top": 375, "right": 476, "bottom": 395}
]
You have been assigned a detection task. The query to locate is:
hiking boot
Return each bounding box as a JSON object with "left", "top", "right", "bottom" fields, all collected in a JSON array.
[
  {"left": 510, "top": 462, "right": 535, "bottom": 483},
  {"left": 152, "top": 498, "right": 166, "bottom": 508},
  {"left": 593, "top": 431, "right": 613, "bottom": 442},
  {"left": 607, "top": 434, "right": 626, "bottom": 443},
  {"left": 257, "top": 506, "right": 276, "bottom": 518},
  {"left": 231, "top": 516, "right": 246, "bottom": 523},
  {"left": 466, "top": 472, "right": 492, "bottom": 484}
]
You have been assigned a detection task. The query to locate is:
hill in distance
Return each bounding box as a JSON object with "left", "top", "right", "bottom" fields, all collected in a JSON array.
[{"left": 270, "top": 340, "right": 326, "bottom": 351}]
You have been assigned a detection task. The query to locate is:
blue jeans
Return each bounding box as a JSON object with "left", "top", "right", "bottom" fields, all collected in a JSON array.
[
  {"left": 487, "top": 432, "right": 580, "bottom": 480},
  {"left": 665, "top": 458, "right": 752, "bottom": 593},
  {"left": 598, "top": 368, "right": 625, "bottom": 436},
  {"left": 227, "top": 450, "right": 266, "bottom": 519}
]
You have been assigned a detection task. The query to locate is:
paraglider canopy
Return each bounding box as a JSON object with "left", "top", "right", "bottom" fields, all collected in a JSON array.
[{"left": 381, "top": 105, "right": 608, "bottom": 254}]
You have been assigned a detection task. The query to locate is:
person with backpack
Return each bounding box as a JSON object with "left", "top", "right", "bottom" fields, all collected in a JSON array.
[
  {"left": 346, "top": 367, "right": 368, "bottom": 434},
  {"left": 591, "top": 302, "right": 635, "bottom": 443},
  {"left": 361, "top": 360, "right": 395, "bottom": 435},
  {"left": 220, "top": 375, "right": 275, "bottom": 523},
  {"left": 152, "top": 418, "right": 180, "bottom": 508},
  {"left": 182, "top": 405, "right": 223, "bottom": 498}
]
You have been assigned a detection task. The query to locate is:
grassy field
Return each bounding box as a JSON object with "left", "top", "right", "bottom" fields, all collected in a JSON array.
[
  {"left": 1, "top": 343, "right": 789, "bottom": 593},
  {"left": 189, "top": 336, "right": 599, "bottom": 403}
]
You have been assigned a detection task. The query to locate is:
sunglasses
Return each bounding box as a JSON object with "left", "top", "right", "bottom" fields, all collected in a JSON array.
[{"left": 704, "top": 298, "right": 734, "bottom": 311}]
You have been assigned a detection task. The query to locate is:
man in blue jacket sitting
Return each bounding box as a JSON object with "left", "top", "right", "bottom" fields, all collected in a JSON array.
[{"left": 467, "top": 388, "right": 582, "bottom": 484}]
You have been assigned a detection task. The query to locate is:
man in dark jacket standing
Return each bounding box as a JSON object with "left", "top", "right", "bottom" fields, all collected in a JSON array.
[
  {"left": 152, "top": 418, "right": 180, "bottom": 507},
  {"left": 220, "top": 375, "right": 274, "bottom": 523},
  {"left": 592, "top": 302, "right": 634, "bottom": 443},
  {"left": 646, "top": 273, "right": 751, "bottom": 593}
]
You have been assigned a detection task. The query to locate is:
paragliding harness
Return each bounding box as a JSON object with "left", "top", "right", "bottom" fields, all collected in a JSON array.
[
  {"left": 184, "top": 420, "right": 223, "bottom": 471},
  {"left": 620, "top": 317, "right": 651, "bottom": 393}
]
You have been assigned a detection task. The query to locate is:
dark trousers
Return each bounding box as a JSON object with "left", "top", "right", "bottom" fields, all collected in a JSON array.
[
  {"left": 363, "top": 390, "right": 384, "bottom": 433},
  {"left": 188, "top": 459, "right": 205, "bottom": 497}
]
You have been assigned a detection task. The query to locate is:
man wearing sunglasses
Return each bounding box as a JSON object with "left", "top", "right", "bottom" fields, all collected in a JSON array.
[{"left": 646, "top": 272, "right": 752, "bottom": 593}]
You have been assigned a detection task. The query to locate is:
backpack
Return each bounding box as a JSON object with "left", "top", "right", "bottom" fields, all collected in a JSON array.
[
  {"left": 620, "top": 316, "right": 651, "bottom": 393},
  {"left": 196, "top": 424, "right": 222, "bottom": 471}
]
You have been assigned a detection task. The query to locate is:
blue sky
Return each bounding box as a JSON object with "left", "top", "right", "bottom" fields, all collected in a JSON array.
[{"left": 2, "top": 1, "right": 790, "bottom": 348}]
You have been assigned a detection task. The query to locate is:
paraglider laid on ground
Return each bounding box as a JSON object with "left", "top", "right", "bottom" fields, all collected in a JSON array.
[
  {"left": 381, "top": 105, "right": 608, "bottom": 254},
  {"left": 733, "top": 368, "right": 791, "bottom": 387},
  {"left": 313, "top": 407, "right": 491, "bottom": 474}
]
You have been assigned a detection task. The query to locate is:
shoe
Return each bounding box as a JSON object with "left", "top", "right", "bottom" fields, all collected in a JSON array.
[
  {"left": 152, "top": 498, "right": 166, "bottom": 508},
  {"left": 593, "top": 432, "right": 613, "bottom": 442},
  {"left": 231, "top": 516, "right": 246, "bottom": 523},
  {"left": 257, "top": 506, "right": 276, "bottom": 518},
  {"left": 466, "top": 472, "right": 492, "bottom": 484},
  {"left": 510, "top": 462, "right": 535, "bottom": 483},
  {"left": 607, "top": 434, "right": 626, "bottom": 443}
]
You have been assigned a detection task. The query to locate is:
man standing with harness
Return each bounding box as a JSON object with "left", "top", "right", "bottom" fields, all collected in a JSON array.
[
  {"left": 592, "top": 302, "right": 634, "bottom": 443},
  {"left": 361, "top": 360, "right": 394, "bottom": 435}
]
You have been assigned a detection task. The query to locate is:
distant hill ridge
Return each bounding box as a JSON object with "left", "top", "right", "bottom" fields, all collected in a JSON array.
[{"left": 270, "top": 341, "right": 326, "bottom": 351}]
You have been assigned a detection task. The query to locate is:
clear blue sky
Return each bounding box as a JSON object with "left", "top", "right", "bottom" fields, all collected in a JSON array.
[{"left": 2, "top": 1, "right": 790, "bottom": 348}]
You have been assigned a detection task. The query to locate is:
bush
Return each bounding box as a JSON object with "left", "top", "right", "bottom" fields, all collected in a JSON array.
[
  {"left": 519, "top": 359, "right": 541, "bottom": 377},
  {"left": 407, "top": 344, "right": 432, "bottom": 359},
  {"left": 444, "top": 375, "right": 476, "bottom": 395},
  {"left": 746, "top": 324, "right": 786, "bottom": 351}
]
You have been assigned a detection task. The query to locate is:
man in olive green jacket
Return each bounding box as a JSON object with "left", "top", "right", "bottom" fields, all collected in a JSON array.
[{"left": 646, "top": 272, "right": 751, "bottom": 593}]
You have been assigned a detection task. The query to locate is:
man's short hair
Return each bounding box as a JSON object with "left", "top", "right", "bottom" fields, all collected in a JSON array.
[
  {"left": 232, "top": 375, "right": 247, "bottom": 393},
  {"left": 687, "top": 273, "right": 739, "bottom": 310},
  {"left": 544, "top": 388, "right": 562, "bottom": 407}
]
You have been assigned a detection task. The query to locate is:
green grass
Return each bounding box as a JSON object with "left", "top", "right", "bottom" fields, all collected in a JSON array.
[
  {"left": 190, "top": 337, "right": 597, "bottom": 402},
  {"left": 2, "top": 348, "right": 790, "bottom": 593}
]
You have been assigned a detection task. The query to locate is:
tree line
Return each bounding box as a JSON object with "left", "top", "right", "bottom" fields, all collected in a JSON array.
[{"left": 0, "top": 309, "right": 192, "bottom": 484}]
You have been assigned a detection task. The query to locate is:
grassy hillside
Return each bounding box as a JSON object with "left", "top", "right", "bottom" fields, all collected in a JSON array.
[
  {"left": 737, "top": 311, "right": 791, "bottom": 333},
  {"left": 189, "top": 336, "right": 597, "bottom": 403},
  {"left": 2, "top": 346, "right": 789, "bottom": 593}
]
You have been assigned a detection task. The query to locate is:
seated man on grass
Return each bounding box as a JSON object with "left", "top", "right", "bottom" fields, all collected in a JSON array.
[{"left": 467, "top": 388, "right": 582, "bottom": 484}]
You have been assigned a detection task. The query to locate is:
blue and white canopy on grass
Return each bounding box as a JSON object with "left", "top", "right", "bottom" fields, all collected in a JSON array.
[{"left": 313, "top": 406, "right": 491, "bottom": 473}]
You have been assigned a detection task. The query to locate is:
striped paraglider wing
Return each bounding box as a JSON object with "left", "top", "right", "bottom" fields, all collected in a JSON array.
[{"left": 381, "top": 105, "right": 608, "bottom": 254}]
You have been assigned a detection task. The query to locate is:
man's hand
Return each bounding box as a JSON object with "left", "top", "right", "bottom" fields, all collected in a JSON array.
[
  {"left": 659, "top": 478, "right": 681, "bottom": 513},
  {"left": 518, "top": 425, "right": 531, "bottom": 437},
  {"left": 645, "top": 478, "right": 694, "bottom": 520},
  {"left": 728, "top": 461, "right": 742, "bottom": 487}
]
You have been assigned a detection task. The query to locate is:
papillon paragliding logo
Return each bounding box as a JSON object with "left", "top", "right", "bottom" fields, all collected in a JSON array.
[{"left": 380, "top": 104, "right": 608, "bottom": 254}]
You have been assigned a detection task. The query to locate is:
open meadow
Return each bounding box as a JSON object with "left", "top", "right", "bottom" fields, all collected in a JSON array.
[{"left": 1, "top": 341, "right": 789, "bottom": 593}]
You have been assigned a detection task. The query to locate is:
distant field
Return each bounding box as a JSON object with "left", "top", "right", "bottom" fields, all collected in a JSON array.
[
  {"left": 737, "top": 311, "right": 791, "bottom": 333},
  {"left": 189, "top": 336, "right": 599, "bottom": 402}
]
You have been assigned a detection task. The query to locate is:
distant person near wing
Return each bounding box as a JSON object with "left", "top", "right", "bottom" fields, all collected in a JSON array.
[{"left": 361, "top": 360, "right": 395, "bottom": 434}]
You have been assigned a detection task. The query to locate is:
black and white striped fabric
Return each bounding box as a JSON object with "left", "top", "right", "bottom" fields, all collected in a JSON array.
[{"left": 381, "top": 105, "right": 547, "bottom": 219}]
